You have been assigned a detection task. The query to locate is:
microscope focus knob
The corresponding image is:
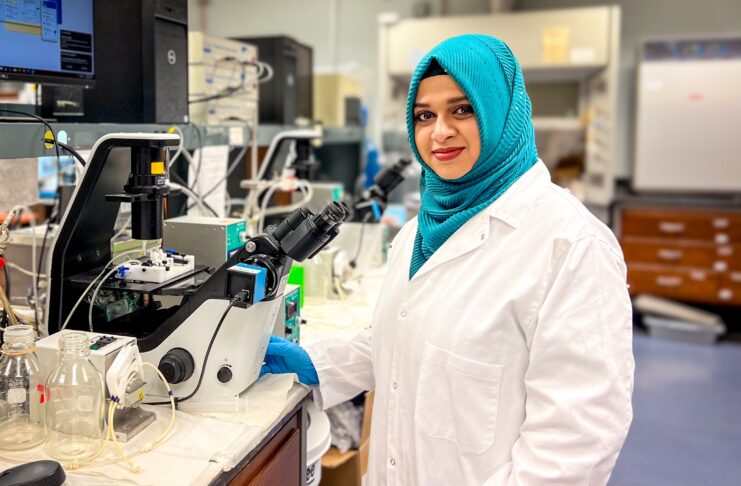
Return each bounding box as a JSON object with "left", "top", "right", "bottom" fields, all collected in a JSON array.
[
  {"left": 158, "top": 348, "right": 195, "bottom": 384},
  {"left": 217, "top": 366, "right": 233, "bottom": 383}
]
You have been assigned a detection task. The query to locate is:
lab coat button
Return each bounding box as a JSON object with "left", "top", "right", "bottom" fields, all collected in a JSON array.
[
  {"left": 393, "top": 382, "right": 397, "bottom": 390},
  {"left": 400, "top": 311, "right": 407, "bottom": 318},
  {"left": 390, "top": 458, "right": 396, "bottom": 466}
]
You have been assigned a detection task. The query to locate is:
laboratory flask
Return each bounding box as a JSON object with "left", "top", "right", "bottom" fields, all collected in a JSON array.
[
  {"left": 0, "top": 325, "right": 45, "bottom": 450},
  {"left": 45, "top": 331, "right": 105, "bottom": 462}
]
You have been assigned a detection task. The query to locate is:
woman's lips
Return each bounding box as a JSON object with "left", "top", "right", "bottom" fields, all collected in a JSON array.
[{"left": 432, "top": 147, "right": 464, "bottom": 161}]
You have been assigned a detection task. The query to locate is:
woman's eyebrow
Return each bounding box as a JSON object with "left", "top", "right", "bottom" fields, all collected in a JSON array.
[{"left": 414, "top": 96, "right": 468, "bottom": 108}]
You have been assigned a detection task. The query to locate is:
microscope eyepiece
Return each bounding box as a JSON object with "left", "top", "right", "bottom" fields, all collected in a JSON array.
[
  {"left": 312, "top": 201, "right": 347, "bottom": 232},
  {"left": 268, "top": 201, "right": 348, "bottom": 262}
]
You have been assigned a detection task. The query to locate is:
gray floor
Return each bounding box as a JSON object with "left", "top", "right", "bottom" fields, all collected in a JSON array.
[{"left": 610, "top": 332, "right": 741, "bottom": 485}]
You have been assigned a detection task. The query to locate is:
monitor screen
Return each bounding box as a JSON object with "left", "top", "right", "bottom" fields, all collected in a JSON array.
[{"left": 0, "top": 0, "right": 94, "bottom": 85}]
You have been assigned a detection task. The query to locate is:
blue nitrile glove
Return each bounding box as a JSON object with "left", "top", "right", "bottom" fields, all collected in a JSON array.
[{"left": 260, "top": 335, "right": 319, "bottom": 385}]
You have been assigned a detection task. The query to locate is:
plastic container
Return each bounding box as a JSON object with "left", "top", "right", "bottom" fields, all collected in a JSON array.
[
  {"left": 0, "top": 325, "right": 45, "bottom": 450},
  {"left": 644, "top": 315, "right": 725, "bottom": 344},
  {"left": 305, "top": 400, "right": 331, "bottom": 486},
  {"left": 45, "top": 331, "right": 106, "bottom": 462},
  {"left": 303, "top": 253, "right": 329, "bottom": 305}
]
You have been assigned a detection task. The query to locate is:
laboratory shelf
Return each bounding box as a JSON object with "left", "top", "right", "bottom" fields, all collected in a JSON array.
[
  {"left": 257, "top": 124, "right": 364, "bottom": 146},
  {"left": 0, "top": 121, "right": 363, "bottom": 159},
  {"left": 0, "top": 122, "right": 246, "bottom": 159}
]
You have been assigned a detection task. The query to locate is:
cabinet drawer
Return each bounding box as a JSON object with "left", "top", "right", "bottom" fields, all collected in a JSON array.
[
  {"left": 621, "top": 239, "right": 715, "bottom": 268},
  {"left": 622, "top": 209, "right": 741, "bottom": 242},
  {"left": 717, "top": 272, "right": 741, "bottom": 304},
  {"left": 627, "top": 265, "right": 718, "bottom": 303},
  {"left": 714, "top": 245, "right": 741, "bottom": 271}
]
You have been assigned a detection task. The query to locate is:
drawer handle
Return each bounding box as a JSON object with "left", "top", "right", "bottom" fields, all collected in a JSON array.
[
  {"left": 657, "top": 249, "right": 683, "bottom": 261},
  {"left": 713, "top": 218, "right": 730, "bottom": 229},
  {"left": 731, "top": 273, "right": 741, "bottom": 283},
  {"left": 658, "top": 222, "right": 686, "bottom": 234},
  {"left": 717, "top": 246, "right": 733, "bottom": 257},
  {"left": 656, "top": 276, "right": 682, "bottom": 287}
]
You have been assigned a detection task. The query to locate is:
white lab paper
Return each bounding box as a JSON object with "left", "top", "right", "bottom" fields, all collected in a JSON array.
[{"left": 189, "top": 145, "right": 230, "bottom": 217}]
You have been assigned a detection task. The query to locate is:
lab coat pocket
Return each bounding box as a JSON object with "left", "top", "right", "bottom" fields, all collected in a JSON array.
[{"left": 414, "top": 342, "right": 503, "bottom": 455}]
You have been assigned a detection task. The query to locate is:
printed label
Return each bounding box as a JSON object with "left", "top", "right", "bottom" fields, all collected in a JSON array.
[{"left": 8, "top": 388, "right": 26, "bottom": 404}]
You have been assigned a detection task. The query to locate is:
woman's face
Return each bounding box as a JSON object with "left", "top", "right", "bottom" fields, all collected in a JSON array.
[{"left": 413, "top": 75, "right": 481, "bottom": 180}]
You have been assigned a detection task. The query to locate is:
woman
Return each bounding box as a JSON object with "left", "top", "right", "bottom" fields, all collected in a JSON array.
[{"left": 262, "top": 34, "right": 634, "bottom": 485}]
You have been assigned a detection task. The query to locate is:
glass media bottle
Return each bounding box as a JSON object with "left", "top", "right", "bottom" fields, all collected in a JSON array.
[
  {"left": 45, "top": 331, "right": 105, "bottom": 462},
  {"left": 0, "top": 325, "right": 45, "bottom": 450}
]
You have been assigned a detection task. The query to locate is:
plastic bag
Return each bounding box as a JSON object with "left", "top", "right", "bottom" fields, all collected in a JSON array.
[{"left": 325, "top": 400, "right": 364, "bottom": 453}]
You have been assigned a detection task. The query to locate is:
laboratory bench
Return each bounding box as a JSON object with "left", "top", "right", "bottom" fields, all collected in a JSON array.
[
  {"left": 210, "top": 387, "right": 309, "bottom": 486},
  {"left": 0, "top": 378, "right": 312, "bottom": 486}
]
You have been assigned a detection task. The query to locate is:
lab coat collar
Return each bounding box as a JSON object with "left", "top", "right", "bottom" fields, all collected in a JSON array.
[
  {"left": 487, "top": 160, "right": 550, "bottom": 229},
  {"left": 410, "top": 160, "right": 550, "bottom": 282}
]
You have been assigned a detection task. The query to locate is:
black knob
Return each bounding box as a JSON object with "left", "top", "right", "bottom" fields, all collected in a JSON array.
[
  {"left": 217, "top": 366, "right": 233, "bottom": 383},
  {"left": 159, "top": 348, "right": 195, "bottom": 384}
]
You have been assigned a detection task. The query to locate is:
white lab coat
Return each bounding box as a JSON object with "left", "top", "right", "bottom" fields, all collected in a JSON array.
[{"left": 306, "top": 161, "right": 634, "bottom": 485}]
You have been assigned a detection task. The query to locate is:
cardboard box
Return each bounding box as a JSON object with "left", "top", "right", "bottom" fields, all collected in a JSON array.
[{"left": 320, "top": 391, "right": 374, "bottom": 486}]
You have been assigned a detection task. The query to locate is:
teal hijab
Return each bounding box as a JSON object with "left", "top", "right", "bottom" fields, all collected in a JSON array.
[{"left": 407, "top": 34, "right": 538, "bottom": 279}]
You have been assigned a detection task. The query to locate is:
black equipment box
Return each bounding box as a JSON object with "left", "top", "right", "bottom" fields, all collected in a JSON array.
[
  {"left": 231, "top": 35, "right": 313, "bottom": 125},
  {"left": 47, "top": 0, "right": 189, "bottom": 123}
]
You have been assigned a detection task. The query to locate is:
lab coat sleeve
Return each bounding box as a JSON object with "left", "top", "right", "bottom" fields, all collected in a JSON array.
[
  {"left": 304, "top": 329, "right": 374, "bottom": 410},
  {"left": 484, "top": 235, "right": 635, "bottom": 486}
]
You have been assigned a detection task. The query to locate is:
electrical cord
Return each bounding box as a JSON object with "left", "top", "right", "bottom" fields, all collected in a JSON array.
[
  {"left": 187, "top": 124, "right": 205, "bottom": 191},
  {"left": 2, "top": 206, "right": 41, "bottom": 328},
  {"left": 44, "top": 138, "right": 86, "bottom": 167},
  {"left": 60, "top": 248, "right": 146, "bottom": 331},
  {"left": 111, "top": 215, "right": 132, "bottom": 241},
  {"left": 149, "top": 295, "right": 243, "bottom": 406},
  {"left": 0, "top": 110, "right": 63, "bottom": 329},
  {"left": 168, "top": 125, "right": 207, "bottom": 215},
  {"left": 87, "top": 261, "right": 138, "bottom": 332},
  {"left": 188, "top": 60, "right": 273, "bottom": 104},
  {"left": 168, "top": 178, "right": 219, "bottom": 217},
  {"left": 175, "top": 298, "right": 237, "bottom": 404},
  {"left": 0, "top": 109, "right": 61, "bottom": 179},
  {"left": 6, "top": 262, "right": 46, "bottom": 278},
  {"left": 186, "top": 142, "right": 249, "bottom": 209}
]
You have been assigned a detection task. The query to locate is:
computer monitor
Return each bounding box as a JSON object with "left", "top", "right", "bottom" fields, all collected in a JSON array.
[{"left": 0, "top": 0, "right": 94, "bottom": 86}]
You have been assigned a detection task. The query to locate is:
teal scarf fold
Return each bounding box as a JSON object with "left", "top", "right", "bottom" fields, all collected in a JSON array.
[{"left": 406, "top": 34, "right": 538, "bottom": 279}]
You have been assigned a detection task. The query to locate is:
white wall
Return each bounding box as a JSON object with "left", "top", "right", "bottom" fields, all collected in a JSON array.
[
  {"left": 188, "top": 0, "right": 492, "bottom": 142},
  {"left": 517, "top": 0, "right": 741, "bottom": 179}
]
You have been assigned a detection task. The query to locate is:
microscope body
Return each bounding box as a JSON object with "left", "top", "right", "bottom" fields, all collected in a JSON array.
[{"left": 47, "top": 134, "right": 347, "bottom": 405}]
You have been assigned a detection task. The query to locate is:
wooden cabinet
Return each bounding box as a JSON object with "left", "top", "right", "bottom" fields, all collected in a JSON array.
[
  {"left": 619, "top": 206, "right": 741, "bottom": 306},
  {"left": 211, "top": 399, "right": 308, "bottom": 486}
]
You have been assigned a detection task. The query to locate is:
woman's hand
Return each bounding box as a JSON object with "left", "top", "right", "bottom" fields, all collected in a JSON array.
[{"left": 260, "top": 335, "right": 319, "bottom": 385}]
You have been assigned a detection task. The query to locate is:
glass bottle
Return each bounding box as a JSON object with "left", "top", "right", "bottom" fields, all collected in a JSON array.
[
  {"left": 0, "top": 325, "right": 45, "bottom": 450},
  {"left": 45, "top": 331, "right": 105, "bottom": 462}
]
